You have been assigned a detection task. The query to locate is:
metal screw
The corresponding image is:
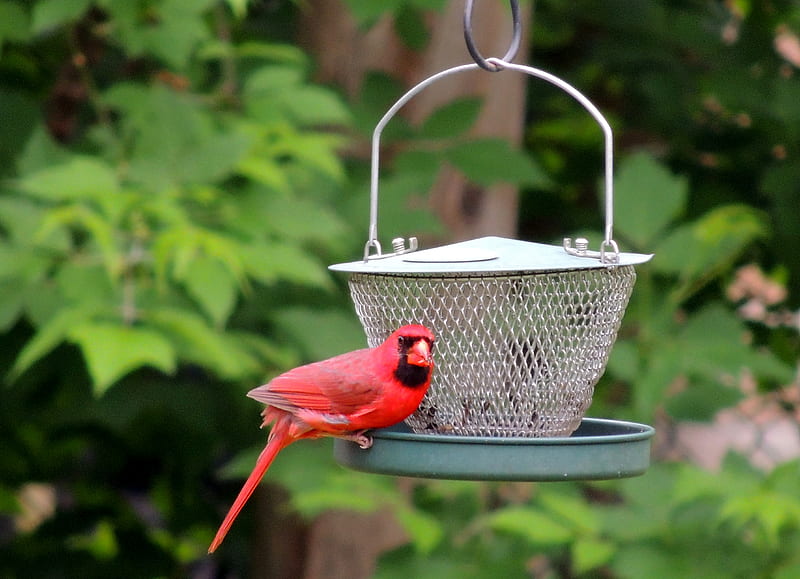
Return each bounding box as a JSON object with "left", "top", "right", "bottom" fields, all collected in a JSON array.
[{"left": 392, "top": 237, "right": 406, "bottom": 253}]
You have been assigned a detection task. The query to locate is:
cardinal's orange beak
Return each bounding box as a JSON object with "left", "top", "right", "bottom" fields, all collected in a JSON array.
[{"left": 407, "top": 339, "right": 433, "bottom": 367}]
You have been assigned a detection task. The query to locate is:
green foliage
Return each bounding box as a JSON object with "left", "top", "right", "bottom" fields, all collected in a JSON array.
[
  {"left": 605, "top": 153, "right": 792, "bottom": 423},
  {"left": 1, "top": 1, "right": 799, "bottom": 578}
]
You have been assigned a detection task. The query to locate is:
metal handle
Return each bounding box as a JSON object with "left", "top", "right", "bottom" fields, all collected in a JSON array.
[
  {"left": 464, "top": 0, "right": 522, "bottom": 72},
  {"left": 364, "top": 58, "right": 618, "bottom": 264}
]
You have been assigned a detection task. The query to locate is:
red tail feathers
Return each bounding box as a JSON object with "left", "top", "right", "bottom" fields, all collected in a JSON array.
[{"left": 208, "top": 422, "right": 293, "bottom": 553}]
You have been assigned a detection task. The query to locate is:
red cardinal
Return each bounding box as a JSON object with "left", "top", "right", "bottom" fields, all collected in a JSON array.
[{"left": 208, "top": 324, "right": 435, "bottom": 553}]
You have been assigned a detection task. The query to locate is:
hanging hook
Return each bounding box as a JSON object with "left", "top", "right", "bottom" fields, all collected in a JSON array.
[{"left": 464, "top": 0, "right": 522, "bottom": 72}]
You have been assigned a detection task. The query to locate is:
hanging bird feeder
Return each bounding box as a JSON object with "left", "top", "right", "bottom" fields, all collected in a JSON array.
[{"left": 330, "top": 0, "right": 654, "bottom": 481}]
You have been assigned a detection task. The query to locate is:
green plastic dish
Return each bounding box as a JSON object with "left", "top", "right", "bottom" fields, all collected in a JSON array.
[{"left": 333, "top": 418, "right": 655, "bottom": 481}]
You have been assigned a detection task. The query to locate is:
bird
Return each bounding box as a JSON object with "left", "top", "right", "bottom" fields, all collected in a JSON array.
[{"left": 208, "top": 324, "right": 435, "bottom": 553}]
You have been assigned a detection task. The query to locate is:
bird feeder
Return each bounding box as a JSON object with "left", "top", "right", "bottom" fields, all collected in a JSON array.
[{"left": 330, "top": 0, "right": 654, "bottom": 481}]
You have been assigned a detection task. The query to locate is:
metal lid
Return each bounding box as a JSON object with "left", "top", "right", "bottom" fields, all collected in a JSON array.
[{"left": 329, "top": 236, "right": 653, "bottom": 275}]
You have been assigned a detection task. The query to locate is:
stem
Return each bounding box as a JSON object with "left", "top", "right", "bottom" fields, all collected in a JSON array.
[{"left": 214, "top": 1, "right": 239, "bottom": 104}]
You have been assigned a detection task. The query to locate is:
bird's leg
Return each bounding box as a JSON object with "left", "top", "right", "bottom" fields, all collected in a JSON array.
[{"left": 337, "top": 430, "right": 373, "bottom": 449}]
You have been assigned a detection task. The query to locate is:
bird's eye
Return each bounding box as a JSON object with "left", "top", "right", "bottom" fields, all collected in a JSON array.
[{"left": 397, "top": 336, "right": 406, "bottom": 347}]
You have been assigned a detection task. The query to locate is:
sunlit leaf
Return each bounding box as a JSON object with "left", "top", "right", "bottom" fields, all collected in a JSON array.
[
  {"left": 538, "top": 488, "right": 599, "bottom": 534},
  {"left": 242, "top": 243, "right": 333, "bottom": 290},
  {"left": 66, "top": 519, "right": 119, "bottom": 560},
  {"left": 572, "top": 537, "right": 616, "bottom": 574},
  {"left": 68, "top": 322, "right": 177, "bottom": 394},
  {"left": 143, "top": 306, "right": 260, "bottom": 379},
  {"left": 181, "top": 256, "right": 238, "bottom": 328},
  {"left": 17, "top": 156, "right": 120, "bottom": 201},
  {"left": 720, "top": 490, "right": 800, "bottom": 548},
  {"left": 394, "top": 507, "right": 444, "bottom": 553},
  {"left": 613, "top": 152, "right": 688, "bottom": 249},
  {"left": 487, "top": 506, "right": 573, "bottom": 545},
  {"left": 654, "top": 204, "right": 767, "bottom": 282},
  {"left": 224, "top": 0, "right": 249, "bottom": 19},
  {"left": 9, "top": 307, "right": 99, "bottom": 381}
]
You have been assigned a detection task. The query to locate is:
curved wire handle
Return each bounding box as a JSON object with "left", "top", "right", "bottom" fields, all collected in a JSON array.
[
  {"left": 364, "top": 58, "right": 618, "bottom": 264},
  {"left": 464, "top": 0, "right": 522, "bottom": 71}
]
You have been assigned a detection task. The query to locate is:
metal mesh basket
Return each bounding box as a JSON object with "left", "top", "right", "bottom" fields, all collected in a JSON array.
[
  {"left": 349, "top": 267, "right": 636, "bottom": 437},
  {"left": 330, "top": 59, "right": 653, "bottom": 439}
]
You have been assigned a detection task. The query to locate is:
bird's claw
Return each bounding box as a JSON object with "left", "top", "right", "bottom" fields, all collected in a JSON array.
[{"left": 356, "top": 432, "right": 373, "bottom": 449}]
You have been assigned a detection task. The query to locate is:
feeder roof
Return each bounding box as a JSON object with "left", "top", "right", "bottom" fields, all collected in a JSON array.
[{"left": 329, "top": 236, "right": 653, "bottom": 275}]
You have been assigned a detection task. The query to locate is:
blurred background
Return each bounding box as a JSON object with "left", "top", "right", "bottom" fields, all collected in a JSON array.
[{"left": 0, "top": 1, "right": 798, "bottom": 577}]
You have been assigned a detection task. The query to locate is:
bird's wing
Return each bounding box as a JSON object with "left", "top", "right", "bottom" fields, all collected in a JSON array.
[{"left": 247, "top": 349, "right": 383, "bottom": 416}]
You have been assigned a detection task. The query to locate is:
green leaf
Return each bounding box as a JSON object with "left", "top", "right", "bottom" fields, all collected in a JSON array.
[
  {"left": 234, "top": 41, "right": 307, "bottom": 63},
  {"left": 236, "top": 157, "right": 291, "bottom": 194},
  {"left": 394, "top": 5, "right": 429, "bottom": 51},
  {"left": 487, "top": 506, "right": 573, "bottom": 545},
  {"left": 394, "top": 507, "right": 444, "bottom": 554},
  {"left": 16, "top": 124, "right": 71, "bottom": 176},
  {"left": 281, "top": 86, "right": 351, "bottom": 127},
  {"left": 181, "top": 256, "right": 238, "bottom": 328},
  {"left": 144, "top": 307, "right": 259, "bottom": 379},
  {"left": 0, "top": 2, "right": 30, "bottom": 45},
  {"left": 0, "top": 280, "right": 26, "bottom": 331},
  {"left": 677, "top": 304, "right": 793, "bottom": 384},
  {"left": 241, "top": 243, "right": 333, "bottom": 290},
  {"left": 0, "top": 198, "right": 46, "bottom": 246},
  {"left": 611, "top": 545, "right": 686, "bottom": 578},
  {"left": 68, "top": 322, "right": 177, "bottom": 394},
  {"left": 272, "top": 308, "right": 367, "bottom": 361},
  {"left": 613, "top": 152, "right": 688, "bottom": 249},
  {"left": 260, "top": 196, "right": 348, "bottom": 245},
  {"left": 572, "top": 538, "right": 616, "bottom": 574},
  {"left": 606, "top": 339, "right": 640, "bottom": 383},
  {"left": 418, "top": 98, "right": 483, "bottom": 139},
  {"left": 120, "top": 0, "right": 212, "bottom": 69},
  {"left": 175, "top": 132, "right": 253, "bottom": 185},
  {"left": 343, "top": 0, "right": 406, "bottom": 26},
  {"left": 672, "top": 461, "right": 758, "bottom": 507},
  {"left": 31, "top": 0, "right": 91, "bottom": 35},
  {"left": 654, "top": 204, "right": 766, "bottom": 284},
  {"left": 446, "top": 138, "right": 550, "bottom": 187},
  {"left": 9, "top": 307, "right": 98, "bottom": 381},
  {"left": 224, "top": 0, "right": 250, "bottom": 19},
  {"left": 54, "top": 263, "right": 116, "bottom": 307},
  {"left": 631, "top": 342, "right": 682, "bottom": 419},
  {"left": 665, "top": 379, "right": 744, "bottom": 421},
  {"left": 720, "top": 490, "right": 800, "bottom": 547},
  {"left": 538, "top": 488, "right": 599, "bottom": 534},
  {"left": 38, "top": 205, "right": 120, "bottom": 277},
  {"left": 67, "top": 519, "right": 119, "bottom": 560},
  {"left": 245, "top": 65, "right": 350, "bottom": 127},
  {"left": 776, "top": 564, "right": 800, "bottom": 579},
  {"left": 17, "top": 156, "right": 120, "bottom": 201}
]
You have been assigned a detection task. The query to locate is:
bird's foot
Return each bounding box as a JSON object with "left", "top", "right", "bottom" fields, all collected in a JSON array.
[
  {"left": 357, "top": 433, "right": 373, "bottom": 449},
  {"left": 341, "top": 430, "right": 373, "bottom": 449}
]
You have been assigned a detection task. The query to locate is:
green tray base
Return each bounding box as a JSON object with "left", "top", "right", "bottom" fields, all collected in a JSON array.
[{"left": 334, "top": 418, "right": 655, "bottom": 481}]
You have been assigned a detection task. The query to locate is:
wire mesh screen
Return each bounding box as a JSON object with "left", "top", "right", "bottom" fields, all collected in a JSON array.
[{"left": 349, "top": 266, "right": 637, "bottom": 437}]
